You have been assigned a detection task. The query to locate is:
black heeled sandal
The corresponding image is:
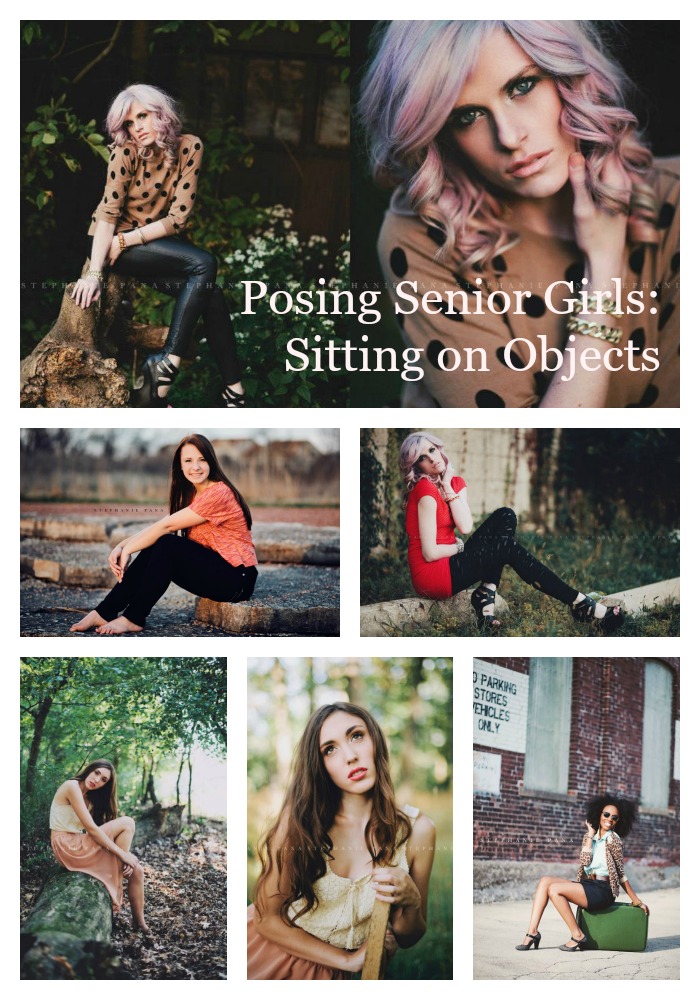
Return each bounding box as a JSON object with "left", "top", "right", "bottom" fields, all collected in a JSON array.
[
  {"left": 515, "top": 931, "right": 541, "bottom": 951},
  {"left": 130, "top": 352, "right": 179, "bottom": 408},
  {"left": 471, "top": 584, "right": 500, "bottom": 632},
  {"left": 559, "top": 932, "right": 588, "bottom": 952},
  {"left": 221, "top": 386, "right": 246, "bottom": 407},
  {"left": 571, "top": 594, "right": 625, "bottom": 633}
]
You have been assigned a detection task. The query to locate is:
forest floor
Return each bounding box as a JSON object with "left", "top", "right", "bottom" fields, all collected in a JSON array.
[{"left": 21, "top": 820, "right": 227, "bottom": 980}]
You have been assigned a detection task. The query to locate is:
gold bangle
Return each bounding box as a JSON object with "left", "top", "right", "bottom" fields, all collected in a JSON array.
[
  {"left": 86, "top": 269, "right": 103, "bottom": 280},
  {"left": 565, "top": 315, "right": 623, "bottom": 346},
  {"left": 118, "top": 232, "right": 127, "bottom": 252},
  {"left": 572, "top": 295, "right": 623, "bottom": 319},
  {"left": 139, "top": 229, "right": 147, "bottom": 245}
]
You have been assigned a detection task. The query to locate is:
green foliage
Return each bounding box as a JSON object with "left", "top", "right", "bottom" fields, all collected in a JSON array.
[
  {"left": 153, "top": 21, "right": 232, "bottom": 46},
  {"left": 22, "top": 96, "right": 109, "bottom": 236},
  {"left": 238, "top": 21, "right": 301, "bottom": 41}
]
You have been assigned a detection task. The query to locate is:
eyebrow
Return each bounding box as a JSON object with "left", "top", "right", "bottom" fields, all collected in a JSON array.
[
  {"left": 450, "top": 63, "right": 540, "bottom": 115},
  {"left": 320, "top": 724, "right": 364, "bottom": 751}
]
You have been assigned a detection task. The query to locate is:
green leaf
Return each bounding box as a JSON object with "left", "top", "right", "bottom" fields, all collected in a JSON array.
[
  {"left": 41, "top": 132, "right": 57, "bottom": 145},
  {"left": 25, "top": 121, "right": 44, "bottom": 133},
  {"left": 87, "top": 133, "right": 105, "bottom": 144}
]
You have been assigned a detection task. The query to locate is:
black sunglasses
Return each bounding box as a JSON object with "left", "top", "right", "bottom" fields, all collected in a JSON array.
[{"left": 603, "top": 812, "right": 619, "bottom": 822}]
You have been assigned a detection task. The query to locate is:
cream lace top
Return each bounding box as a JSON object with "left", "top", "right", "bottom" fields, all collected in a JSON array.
[
  {"left": 288, "top": 806, "right": 417, "bottom": 950},
  {"left": 49, "top": 797, "right": 86, "bottom": 833}
]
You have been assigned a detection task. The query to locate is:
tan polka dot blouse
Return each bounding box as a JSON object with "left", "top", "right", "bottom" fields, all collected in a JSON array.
[
  {"left": 88, "top": 134, "right": 203, "bottom": 238},
  {"left": 377, "top": 158, "right": 679, "bottom": 408}
]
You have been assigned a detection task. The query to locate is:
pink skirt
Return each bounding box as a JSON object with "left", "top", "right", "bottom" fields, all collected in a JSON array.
[
  {"left": 247, "top": 904, "right": 351, "bottom": 980},
  {"left": 51, "top": 831, "right": 123, "bottom": 913}
]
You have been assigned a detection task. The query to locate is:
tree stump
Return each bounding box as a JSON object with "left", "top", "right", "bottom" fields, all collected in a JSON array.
[
  {"left": 21, "top": 870, "right": 123, "bottom": 979},
  {"left": 133, "top": 802, "right": 185, "bottom": 845}
]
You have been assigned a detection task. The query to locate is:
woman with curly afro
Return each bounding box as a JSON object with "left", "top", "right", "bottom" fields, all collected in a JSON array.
[{"left": 516, "top": 794, "right": 649, "bottom": 953}]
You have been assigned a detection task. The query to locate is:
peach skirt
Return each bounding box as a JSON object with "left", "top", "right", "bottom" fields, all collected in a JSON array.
[
  {"left": 51, "top": 832, "right": 123, "bottom": 913},
  {"left": 247, "top": 905, "right": 351, "bottom": 980}
]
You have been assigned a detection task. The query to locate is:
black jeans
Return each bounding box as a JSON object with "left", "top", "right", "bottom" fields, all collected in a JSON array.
[
  {"left": 93, "top": 236, "right": 242, "bottom": 384},
  {"left": 449, "top": 507, "right": 578, "bottom": 605},
  {"left": 95, "top": 534, "right": 257, "bottom": 627}
]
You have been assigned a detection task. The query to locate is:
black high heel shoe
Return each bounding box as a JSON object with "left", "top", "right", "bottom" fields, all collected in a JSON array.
[
  {"left": 221, "top": 386, "right": 246, "bottom": 407},
  {"left": 130, "top": 352, "right": 179, "bottom": 408},
  {"left": 571, "top": 594, "right": 625, "bottom": 633},
  {"left": 471, "top": 584, "right": 500, "bottom": 632},
  {"left": 559, "top": 932, "right": 588, "bottom": 952},
  {"left": 515, "top": 931, "right": 540, "bottom": 951}
]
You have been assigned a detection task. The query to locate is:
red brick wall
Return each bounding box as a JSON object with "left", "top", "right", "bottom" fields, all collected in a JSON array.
[{"left": 473, "top": 657, "right": 680, "bottom": 865}]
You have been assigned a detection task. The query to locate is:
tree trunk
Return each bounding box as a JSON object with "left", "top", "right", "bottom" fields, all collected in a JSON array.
[
  {"left": 133, "top": 803, "right": 184, "bottom": 845},
  {"left": 144, "top": 772, "right": 157, "bottom": 806},
  {"left": 20, "top": 264, "right": 132, "bottom": 408},
  {"left": 187, "top": 754, "right": 193, "bottom": 822},
  {"left": 175, "top": 757, "right": 184, "bottom": 807},
  {"left": 25, "top": 696, "right": 53, "bottom": 795},
  {"left": 21, "top": 870, "right": 123, "bottom": 979}
]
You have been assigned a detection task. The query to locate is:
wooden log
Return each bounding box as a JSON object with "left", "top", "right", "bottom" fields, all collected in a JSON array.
[
  {"left": 133, "top": 802, "right": 184, "bottom": 845},
  {"left": 360, "top": 590, "right": 509, "bottom": 637},
  {"left": 361, "top": 899, "right": 391, "bottom": 980},
  {"left": 21, "top": 870, "right": 122, "bottom": 979}
]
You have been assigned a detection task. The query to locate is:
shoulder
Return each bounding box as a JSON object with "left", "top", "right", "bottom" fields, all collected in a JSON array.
[
  {"left": 179, "top": 134, "right": 204, "bottom": 154},
  {"left": 57, "top": 778, "right": 77, "bottom": 796},
  {"left": 411, "top": 478, "right": 439, "bottom": 500},
  {"left": 452, "top": 475, "right": 467, "bottom": 492},
  {"left": 406, "top": 811, "right": 436, "bottom": 863}
]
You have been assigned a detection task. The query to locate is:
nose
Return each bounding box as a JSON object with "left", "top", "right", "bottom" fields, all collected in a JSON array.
[{"left": 492, "top": 110, "right": 527, "bottom": 152}]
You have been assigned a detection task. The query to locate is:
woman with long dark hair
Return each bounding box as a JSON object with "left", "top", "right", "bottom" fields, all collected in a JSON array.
[
  {"left": 70, "top": 83, "right": 246, "bottom": 407},
  {"left": 70, "top": 434, "right": 257, "bottom": 634},
  {"left": 248, "top": 702, "right": 436, "bottom": 979},
  {"left": 360, "top": 21, "right": 678, "bottom": 408},
  {"left": 400, "top": 431, "right": 625, "bottom": 632},
  {"left": 516, "top": 795, "right": 649, "bottom": 952},
  {"left": 49, "top": 759, "right": 149, "bottom": 934}
]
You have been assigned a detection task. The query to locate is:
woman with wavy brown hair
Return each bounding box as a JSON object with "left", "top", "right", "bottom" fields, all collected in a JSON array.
[
  {"left": 70, "top": 433, "right": 257, "bottom": 634},
  {"left": 49, "top": 759, "right": 150, "bottom": 935},
  {"left": 248, "top": 703, "right": 436, "bottom": 979}
]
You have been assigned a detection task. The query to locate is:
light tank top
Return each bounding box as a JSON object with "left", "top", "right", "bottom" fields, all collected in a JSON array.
[
  {"left": 288, "top": 805, "right": 418, "bottom": 950},
  {"left": 49, "top": 796, "right": 86, "bottom": 833}
]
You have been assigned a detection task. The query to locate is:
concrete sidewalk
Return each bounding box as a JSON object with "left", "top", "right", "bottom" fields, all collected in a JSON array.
[{"left": 474, "top": 888, "right": 679, "bottom": 979}]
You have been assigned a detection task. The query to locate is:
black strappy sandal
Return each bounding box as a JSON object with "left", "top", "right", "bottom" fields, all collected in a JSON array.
[
  {"left": 571, "top": 594, "right": 625, "bottom": 633},
  {"left": 515, "top": 931, "right": 541, "bottom": 952},
  {"left": 221, "top": 386, "right": 246, "bottom": 407},
  {"left": 130, "top": 352, "right": 179, "bottom": 408},
  {"left": 559, "top": 932, "right": 588, "bottom": 952},
  {"left": 471, "top": 584, "right": 500, "bottom": 632}
]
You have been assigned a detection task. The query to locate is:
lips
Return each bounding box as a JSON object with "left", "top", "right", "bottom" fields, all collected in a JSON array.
[
  {"left": 507, "top": 150, "right": 552, "bottom": 179},
  {"left": 348, "top": 767, "right": 368, "bottom": 781}
]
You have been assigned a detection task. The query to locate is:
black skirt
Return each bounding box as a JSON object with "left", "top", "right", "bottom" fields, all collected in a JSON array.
[{"left": 578, "top": 878, "right": 615, "bottom": 912}]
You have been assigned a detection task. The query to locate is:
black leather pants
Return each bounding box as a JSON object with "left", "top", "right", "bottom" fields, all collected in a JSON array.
[{"left": 97, "top": 236, "right": 242, "bottom": 384}]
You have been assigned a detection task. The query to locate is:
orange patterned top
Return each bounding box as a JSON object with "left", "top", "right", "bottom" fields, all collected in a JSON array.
[
  {"left": 88, "top": 134, "right": 203, "bottom": 237},
  {"left": 188, "top": 482, "right": 257, "bottom": 569}
]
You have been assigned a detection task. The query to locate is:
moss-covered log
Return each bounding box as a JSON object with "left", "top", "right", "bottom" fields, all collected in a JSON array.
[{"left": 20, "top": 870, "right": 124, "bottom": 979}]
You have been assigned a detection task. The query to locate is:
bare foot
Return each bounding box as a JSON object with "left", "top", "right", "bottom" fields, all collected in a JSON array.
[
  {"left": 95, "top": 616, "right": 144, "bottom": 635},
  {"left": 70, "top": 610, "right": 108, "bottom": 632}
]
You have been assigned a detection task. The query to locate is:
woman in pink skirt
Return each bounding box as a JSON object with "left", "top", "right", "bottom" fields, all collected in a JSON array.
[
  {"left": 248, "top": 703, "right": 436, "bottom": 979},
  {"left": 49, "top": 758, "right": 149, "bottom": 935}
]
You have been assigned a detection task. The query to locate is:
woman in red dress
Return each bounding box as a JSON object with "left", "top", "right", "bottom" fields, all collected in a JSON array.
[{"left": 400, "top": 431, "right": 624, "bottom": 631}]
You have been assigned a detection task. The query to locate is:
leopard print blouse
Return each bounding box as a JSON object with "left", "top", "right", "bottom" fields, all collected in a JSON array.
[{"left": 576, "top": 830, "right": 626, "bottom": 899}]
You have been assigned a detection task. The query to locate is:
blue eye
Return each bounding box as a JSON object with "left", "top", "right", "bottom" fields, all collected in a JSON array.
[
  {"left": 510, "top": 76, "right": 539, "bottom": 98},
  {"left": 451, "top": 108, "right": 482, "bottom": 130}
]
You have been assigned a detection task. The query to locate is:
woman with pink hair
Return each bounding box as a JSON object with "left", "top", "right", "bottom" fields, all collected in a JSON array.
[
  {"left": 71, "top": 83, "right": 245, "bottom": 408},
  {"left": 399, "top": 431, "right": 624, "bottom": 632},
  {"left": 360, "top": 21, "right": 678, "bottom": 408}
]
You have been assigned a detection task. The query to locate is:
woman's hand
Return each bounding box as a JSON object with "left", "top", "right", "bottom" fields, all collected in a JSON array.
[
  {"left": 108, "top": 544, "right": 130, "bottom": 582},
  {"left": 344, "top": 941, "right": 366, "bottom": 974},
  {"left": 631, "top": 897, "right": 650, "bottom": 916},
  {"left": 568, "top": 152, "right": 631, "bottom": 281},
  {"left": 70, "top": 276, "right": 101, "bottom": 310},
  {"left": 122, "top": 862, "right": 134, "bottom": 878},
  {"left": 371, "top": 866, "right": 421, "bottom": 909},
  {"left": 108, "top": 234, "right": 125, "bottom": 266},
  {"left": 585, "top": 821, "right": 596, "bottom": 838}
]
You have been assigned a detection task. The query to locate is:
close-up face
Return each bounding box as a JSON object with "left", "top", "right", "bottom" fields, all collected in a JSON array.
[
  {"left": 123, "top": 100, "right": 155, "bottom": 146},
  {"left": 319, "top": 711, "right": 376, "bottom": 793},
  {"left": 447, "top": 29, "right": 577, "bottom": 201},
  {"left": 414, "top": 437, "right": 446, "bottom": 478},
  {"left": 180, "top": 443, "right": 211, "bottom": 488},
  {"left": 599, "top": 803, "right": 620, "bottom": 834},
  {"left": 85, "top": 766, "right": 111, "bottom": 791}
]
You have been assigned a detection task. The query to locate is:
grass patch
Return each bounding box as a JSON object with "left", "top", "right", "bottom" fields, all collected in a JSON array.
[{"left": 361, "top": 525, "right": 679, "bottom": 638}]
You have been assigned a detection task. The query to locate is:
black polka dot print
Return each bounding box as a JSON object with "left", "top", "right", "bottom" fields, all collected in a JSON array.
[
  {"left": 453, "top": 274, "right": 479, "bottom": 294},
  {"left": 183, "top": 182, "right": 191, "bottom": 190},
  {"left": 390, "top": 247, "right": 408, "bottom": 277},
  {"left": 628, "top": 247, "right": 645, "bottom": 274},
  {"left": 626, "top": 385, "right": 659, "bottom": 407},
  {"left": 110, "top": 170, "right": 116, "bottom": 180},
  {"left": 146, "top": 218, "right": 152, "bottom": 223},
  {"left": 438, "top": 299, "right": 463, "bottom": 322},
  {"left": 671, "top": 252, "right": 680, "bottom": 274},
  {"left": 657, "top": 202, "right": 675, "bottom": 229},
  {"left": 186, "top": 159, "right": 194, "bottom": 167},
  {"left": 112, "top": 191, "right": 119, "bottom": 199},
  {"left": 629, "top": 328, "right": 645, "bottom": 353},
  {"left": 194, "top": 143, "right": 201, "bottom": 150},
  {"left": 427, "top": 225, "right": 446, "bottom": 247},
  {"left": 565, "top": 261, "right": 584, "bottom": 284},
  {"left": 496, "top": 346, "right": 526, "bottom": 368},
  {"left": 120, "top": 166, "right": 126, "bottom": 176},
  {"left": 523, "top": 294, "right": 546, "bottom": 318},
  {"left": 426, "top": 340, "right": 445, "bottom": 367},
  {"left": 183, "top": 148, "right": 189, "bottom": 156},
  {"left": 658, "top": 303, "right": 674, "bottom": 331},
  {"left": 475, "top": 389, "right": 505, "bottom": 407},
  {"left": 492, "top": 254, "right": 507, "bottom": 273}
]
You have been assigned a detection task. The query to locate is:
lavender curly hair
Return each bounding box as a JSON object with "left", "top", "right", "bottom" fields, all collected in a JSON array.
[
  {"left": 105, "top": 83, "right": 182, "bottom": 163},
  {"left": 399, "top": 431, "right": 449, "bottom": 495},
  {"left": 359, "top": 20, "right": 657, "bottom": 269}
]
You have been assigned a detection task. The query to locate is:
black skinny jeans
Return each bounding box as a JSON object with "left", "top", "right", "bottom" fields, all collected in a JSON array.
[
  {"left": 93, "top": 236, "right": 242, "bottom": 384},
  {"left": 95, "top": 534, "right": 257, "bottom": 627},
  {"left": 449, "top": 507, "right": 578, "bottom": 605}
]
